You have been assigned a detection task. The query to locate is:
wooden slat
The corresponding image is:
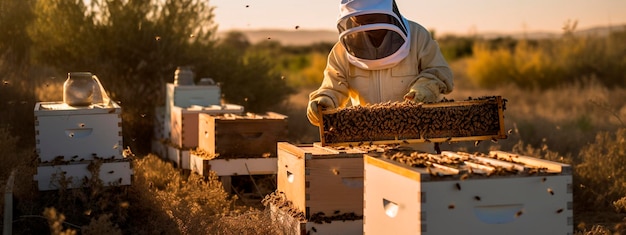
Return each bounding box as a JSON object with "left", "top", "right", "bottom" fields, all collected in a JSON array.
[{"left": 489, "top": 151, "right": 571, "bottom": 174}]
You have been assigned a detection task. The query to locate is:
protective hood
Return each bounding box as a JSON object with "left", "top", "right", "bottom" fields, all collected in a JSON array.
[{"left": 337, "top": 0, "right": 410, "bottom": 70}]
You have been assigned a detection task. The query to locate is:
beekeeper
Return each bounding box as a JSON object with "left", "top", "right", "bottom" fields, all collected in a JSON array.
[{"left": 307, "top": 0, "right": 453, "bottom": 127}]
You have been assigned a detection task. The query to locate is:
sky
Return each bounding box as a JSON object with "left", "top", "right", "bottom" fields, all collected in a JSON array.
[{"left": 210, "top": 0, "right": 626, "bottom": 35}]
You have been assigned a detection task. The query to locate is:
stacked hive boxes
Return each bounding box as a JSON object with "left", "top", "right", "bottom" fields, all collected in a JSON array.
[
  {"left": 363, "top": 150, "right": 573, "bottom": 234},
  {"left": 163, "top": 82, "right": 221, "bottom": 140},
  {"left": 189, "top": 112, "right": 288, "bottom": 177},
  {"left": 269, "top": 142, "right": 366, "bottom": 234},
  {"left": 269, "top": 142, "right": 573, "bottom": 234},
  {"left": 33, "top": 102, "right": 132, "bottom": 191},
  {"left": 157, "top": 81, "right": 244, "bottom": 168}
]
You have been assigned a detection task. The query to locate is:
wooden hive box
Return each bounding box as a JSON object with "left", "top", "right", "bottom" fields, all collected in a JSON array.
[
  {"left": 34, "top": 102, "right": 123, "bottom": 163},
  {"left": 169, "top": 104, "right": 244, "bottom": 149},
  {"left": 34, "top": 160, "right": 132, "bottom": 191},
  {"left": 198, "top": 112, "right": 288, "bottom": 158},
  {"left": 277, "top": 142, "right": 365, "bottom": 234},
  {"left": 363, "top": 150, "right": 573, "bottom": 235}
]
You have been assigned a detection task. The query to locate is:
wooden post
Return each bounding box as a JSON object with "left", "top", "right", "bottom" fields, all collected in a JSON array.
[{"left": 3, "top": 170, "right": 16, "bottom": 235}]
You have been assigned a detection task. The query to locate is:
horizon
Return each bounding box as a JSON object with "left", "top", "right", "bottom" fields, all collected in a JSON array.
[{"left": 211, "top": 0, "right": 626, "bottom": 36}]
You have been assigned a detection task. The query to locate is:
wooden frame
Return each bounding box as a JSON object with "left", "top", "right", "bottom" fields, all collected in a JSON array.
[{"left": 319, "top": 96, "right": 507, "bottom": 146}]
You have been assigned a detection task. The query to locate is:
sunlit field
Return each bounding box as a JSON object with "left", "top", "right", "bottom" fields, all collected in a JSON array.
[{"left": 1, "top": 1, "right": 625, "bottom": 232}]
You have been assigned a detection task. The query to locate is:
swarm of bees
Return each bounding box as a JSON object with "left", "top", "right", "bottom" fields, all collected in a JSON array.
[
  {"left": 321, "top": 96, "right": 506, "bottom": 144},
  {"left": 309, "top": 210, "right": 362, "bottom": 224},
  {"left": 191, "top": 148, "right": 274, "bottom": 160},
  {"left": 262, "top": 191, "right": 306, "bottom": 222}
]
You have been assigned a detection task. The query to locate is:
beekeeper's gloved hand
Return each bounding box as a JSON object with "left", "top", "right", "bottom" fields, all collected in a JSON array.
[
  {"left": 403, "top": 77, "right": 444, "bottom": 103},
  {"left": 307, "top": 96, "right": 335, "bottom": 126}
]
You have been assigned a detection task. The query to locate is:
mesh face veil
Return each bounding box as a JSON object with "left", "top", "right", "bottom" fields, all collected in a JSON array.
[{"left": 337, "top": 0, "right": 411, "bottom": 70}]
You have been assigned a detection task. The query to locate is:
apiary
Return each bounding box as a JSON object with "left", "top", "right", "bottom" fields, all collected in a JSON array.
[
  {"left": 198, "top": 112, "right": 288, "bottom": 158},
  {"left": 363, "top": 150, "right": 573, "bottom": 235},
  {"left": 34, "top": 101, "right": 123, "bottom": 162},
  {"left": 276, "top": 142, "right": 366, "bottom": 234},
  {"left": 169, "top": 104, "right": 244, "bottom": 149},
  {"left": 320, "top": 96, "right": 507, "bottom": 146},
  {"left": 33, "top": 160, "right": 132, "bottom": 191}
]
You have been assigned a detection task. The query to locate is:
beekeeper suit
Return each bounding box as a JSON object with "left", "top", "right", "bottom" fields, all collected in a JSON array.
[{"left": 307, "top": 0, "right": 453, "bottom": 127}]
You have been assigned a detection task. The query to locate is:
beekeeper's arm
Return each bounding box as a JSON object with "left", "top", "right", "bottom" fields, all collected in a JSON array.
[
  {"left": 404, "top": 25, "right": 454, "bottom": 103},
  {"left": 307, "top": 45, "right": 351, "bottom": 126}
]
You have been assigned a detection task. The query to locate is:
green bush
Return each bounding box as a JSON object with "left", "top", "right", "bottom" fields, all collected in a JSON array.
[{"left": 575, "top": 128, "right": 626, "bottom": 212}]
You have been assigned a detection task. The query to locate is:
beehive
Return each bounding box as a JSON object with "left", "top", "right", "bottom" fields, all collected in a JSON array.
[
  {"left": 320, "top": 96, "right": 507, "bottom": 146},
  {"left": 276, "top": 142, "right": 365, "bottom": 234},
  {"left": 198, "top": 112, "right": 288, "bottom": 158},
  {"left": 163, "top": 82, "right": 221, "bottom": 140},
  {"left": 34, "top": 160, "right": 132, "bottom": 191},
  {"left": 34, "top": 102, "right": 123, "bottom": 162},
  {"left": 363, "top": 150, "right": 573, "bottom": 234},
  {"left": 189, "top": 152, "right": 277, "bottom": 176},
  {"left": 169, "top": 104, "right": 244, "bottom": 149},
  {"left": 165, "top": 82, "right": 221, "bottom": 109}
]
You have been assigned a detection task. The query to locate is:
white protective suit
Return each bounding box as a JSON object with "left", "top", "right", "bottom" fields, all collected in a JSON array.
[
  {"left": 308, "top": 0, "right": 453, "bottom": 119},
  {"left": 307, "top": 0, "right": 454, "bottom": 153}
]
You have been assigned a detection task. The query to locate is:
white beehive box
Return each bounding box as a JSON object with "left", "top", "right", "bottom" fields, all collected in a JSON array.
[
  {"left": 363, "top": 150, "right": 573, "bottom": 235},
  {"left": 166, "top": 82, "right": 221, "bottom": 109},
  {"left": 34, "top": 160, "right": 132, "bottom": 191},
  {"left": 169, "top": 104, "right": 244, "bottom": 149},
  {"left": 189, "top": 153, "right": 277, "bottom": 176},
  {"left": 198, "top": 112, "right": 288, "bottom": 158},
  {"left": 277, "top": 142, "right": 364, "bottom": 234},
  {"left": 166, "top": 145, "right": 190, "bottom": 169},
  {"left": 34, "top": 102, "right": 123, "bottom": 162}
]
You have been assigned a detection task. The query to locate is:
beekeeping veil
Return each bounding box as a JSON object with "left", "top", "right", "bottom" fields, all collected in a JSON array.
[{"left": 337, "top": 0, "right": 410, "bottom": 70}]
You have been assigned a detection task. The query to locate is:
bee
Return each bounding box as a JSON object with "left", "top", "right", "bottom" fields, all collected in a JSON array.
[
  {"left": 547, "top": 188, "right": 554, "bottom": 195},
  {"left": 515, "top": 210, "right": 523, "bottom": 218},
  {"left": 455, "top": 183, "right": 461, "bottom": 191},
  {"left": 79, "top": 123, "right": 85, "bottom": 128},
  {"left": 448, "top": 204, "right": 455, "bottom": 209},
  {"left": 474, "top": 196, "right": 481, "bottom": 201},
  {"left": 460, "top": 174, "right": 469, "bottom": 180},
  {"left": 491, "top": 137, "right": 498, "bottom": 143},
  {"left": 108, "top": 170, "right": 115, "bottom": 174},
  {"left": 72, "top": 155, "right": 79, "bottom": 159},
  {"left": 541, "top": 177, "right": 547, "bottom": 182},
  {"left": 295, "top": 25, "right": 300, "bottom": 30},
  {"left": 474, "top": 140, "right": 481, "bottom": 147},
  {"left": 556, "top": 208, "right": 564, "bottom": 214},
  {"left": 334, "top": 210, "right": 340, "bottom": 214},
  {"left": 140, "top": 113, "right": 147, "bottom": 118},
  {"left": 311, "top": 227, "right": 317, "bottom": 232},
  {"left": 68, "top": 132, "right": 75, "bottom": 138}
]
